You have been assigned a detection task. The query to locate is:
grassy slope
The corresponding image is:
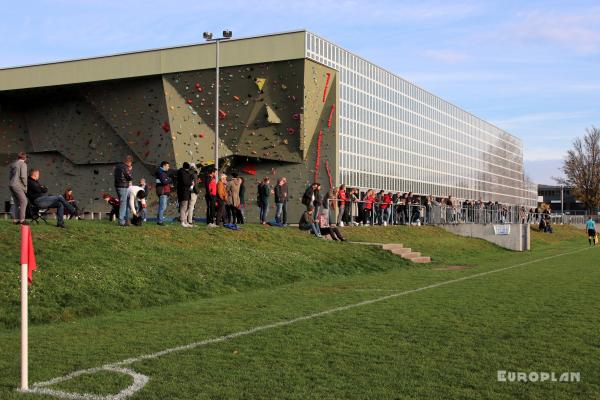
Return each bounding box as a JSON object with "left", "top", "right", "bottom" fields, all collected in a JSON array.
[
  {"left": 0, "top": 221, "right": 420, "bottom": 328},
  {"left": 0, "top": 222, "right": 586, "bottom": 329},
  {"left": 0, "top": 224, "right": 597, "bottom": 399}
]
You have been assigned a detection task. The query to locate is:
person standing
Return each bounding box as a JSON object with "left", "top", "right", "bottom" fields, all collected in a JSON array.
[
  {"left": 237, "top": 176, "right": 246, "bottom": 224},
  {"left": 8, "top": 152, "right": 28, "bottom": 225},
  {"left": 363, "top": 189, "right": 375, "bottom": 225},
  {"left": 274, "top": 177, "right": 287, "bottom": 225},
  {"left": 229, "top": 173, "right": 242, "bottom": 224},
  {"left": 257, "top": 177, "right": 271, "bottom": 225},
  {"left": 302, "top": 183, "right": 318, "bottom": 211},
  {"left": 586, "top": 217, "right": 597, "bottom": 246},
  {"left": 177, "top": 162, "right": 193, "bottom": 228},
  {"left": 187, "top": 163, "right": 199, "bottom": 226},
  {"left": 382, "top": 192, "right": 392, "bottom": 226},
  {"left": 216, "top": 174, "right": 228, "bottom": 226},
  {"left": 312, "top": 183, "right": 322, "bottom": 223},
  {"left": 337, "top": 185, "right": 348, "bottom": 227},
  {"left": 155, "top": 161, "right": 171, "bottom": 226},
  {"left": 204, "top": 169, "right": 217, "bottom": 227},
  {"left": 114, "top": 155, "right": 133, "bottom": 226}
]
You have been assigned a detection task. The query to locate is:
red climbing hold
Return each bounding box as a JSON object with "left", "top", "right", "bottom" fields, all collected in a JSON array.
[
  {"left": 325, "top": 160, "right": 333, "bottom": 189},
  {"left": 240, "top": 164, "right": 257, "bottom": 175},
  {"left": 327, "top": 104, "right": 335, "bottom": 128},
  {"left": 314, "top": 130, "right": 324, "bottom": 182},
  {"left": 187, "top": 99, "right": 193, "bottom": 104},
  {"left": 322, "top": 72, "right": 331, "bottom": 103},
  {"left": 161, "top": 121, "right": 170, "bottom": 133},
  {"left": 219, "top": 110, "right": 227, "bottom": 120}
]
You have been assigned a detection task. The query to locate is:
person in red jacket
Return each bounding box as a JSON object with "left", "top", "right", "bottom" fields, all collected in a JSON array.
[
  {"left": 364, "top": 189, "right": 375, "bottom": 225},
  {"left": 204, "top": 168, "right": 218, "bottom": 227},
  {"left": 337, "top": 184, "right": 347, "bottom": 227},
  {"left": 382, "top": 192, "right": 392, "bottom": 226},
  {"left": 102, "top": 193, "right": 120, "bottom": 222}
]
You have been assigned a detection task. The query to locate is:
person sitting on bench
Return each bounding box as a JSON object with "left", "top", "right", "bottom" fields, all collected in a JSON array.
[{"left": 27, "top": 169, "right": 77, "bottom": 228}]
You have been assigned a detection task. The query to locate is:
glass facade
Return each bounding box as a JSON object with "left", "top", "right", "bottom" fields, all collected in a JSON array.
[{"left": 305, "top": 32, "right": 537, "bottom": 206}]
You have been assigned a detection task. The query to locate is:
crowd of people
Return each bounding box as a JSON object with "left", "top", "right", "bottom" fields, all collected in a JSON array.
[{"left": 6, "top": 152, "right": 589, "bottom": 241}]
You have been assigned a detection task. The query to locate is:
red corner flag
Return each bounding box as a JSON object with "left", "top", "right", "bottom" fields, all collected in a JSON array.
[{"left": 20, "top": 225, "right": 37, "bottom": 285}]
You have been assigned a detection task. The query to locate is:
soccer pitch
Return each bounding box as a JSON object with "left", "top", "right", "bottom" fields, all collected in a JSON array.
[{"left": 0, "top": 223, "right": 598, "bottom": 399}]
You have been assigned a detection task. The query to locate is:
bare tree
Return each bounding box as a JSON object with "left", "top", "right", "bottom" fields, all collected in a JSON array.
[{"left": 555, "top": 126, "right": 600, "bottom": 213}]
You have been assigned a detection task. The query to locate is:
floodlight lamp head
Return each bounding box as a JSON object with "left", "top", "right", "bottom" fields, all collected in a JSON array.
[
  {"left": 222, "top": 30, "right": 233, "bottom": 38},
  {"left": 203, "top": 32, "right": 213, "bottom": 40}
]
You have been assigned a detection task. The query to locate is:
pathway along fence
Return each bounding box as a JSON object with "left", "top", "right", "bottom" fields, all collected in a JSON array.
[{"left": 327, "top": 199, "right": 592, "bottom": 226}]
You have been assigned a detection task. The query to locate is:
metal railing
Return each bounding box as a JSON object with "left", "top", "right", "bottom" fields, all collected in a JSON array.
[{"left": 325, "top": 198, "right": 594, "bottom": 226}]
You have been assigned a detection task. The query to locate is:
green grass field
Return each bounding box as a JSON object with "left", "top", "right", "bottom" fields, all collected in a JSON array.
[{"left": 0, "top": 221, "right": 598, "bottom": 399}]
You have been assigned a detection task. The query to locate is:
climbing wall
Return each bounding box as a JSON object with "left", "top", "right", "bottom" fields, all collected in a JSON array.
[{"left": 0, "top": 58, "right": 338, "bottom": 223}]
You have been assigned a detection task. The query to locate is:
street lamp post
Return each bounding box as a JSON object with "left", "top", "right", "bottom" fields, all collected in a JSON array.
[{"left": 203, "top": 30, "right": 233, "bottom": 172}]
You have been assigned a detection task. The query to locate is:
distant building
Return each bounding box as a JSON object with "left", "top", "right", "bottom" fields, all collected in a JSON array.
[{"left": 537, "top": 185, "right": 587, "bottom": 213}]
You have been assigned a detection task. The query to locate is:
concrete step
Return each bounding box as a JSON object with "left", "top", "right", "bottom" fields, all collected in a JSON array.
[
  {"left": 411, "top": 256, "right": 431, "bottom": 263},
  {"left": 389, "top": 248, "right": 411, "bottom": 255},
  {"left": 401, "top": 252, "right": 421, "bottom": 259},
  {"left": 382, "top": 243, "right": 404, "bottom": 250}
]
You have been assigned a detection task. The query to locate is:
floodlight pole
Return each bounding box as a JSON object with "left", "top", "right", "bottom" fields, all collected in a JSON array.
[
  {"left": 215, "top": 39, "right": 220, "bottom": 172},
  {"left": 204, "top": 31, "right": 232, "bottom": 172}
]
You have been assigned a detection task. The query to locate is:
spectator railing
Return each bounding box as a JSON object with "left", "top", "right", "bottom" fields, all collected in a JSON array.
[{"left": 324, "top": 198, "right": 586, "bottom": 226}]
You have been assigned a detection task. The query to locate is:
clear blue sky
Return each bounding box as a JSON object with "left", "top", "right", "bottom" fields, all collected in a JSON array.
[{"left": 2, "top": 0, "right": 599, "bottom": 184}]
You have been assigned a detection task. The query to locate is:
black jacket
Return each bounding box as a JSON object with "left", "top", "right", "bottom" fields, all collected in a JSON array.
[
  {"left": 302, "top": 187, "right": 313, "bottom": 206},
  {"left": 114, "top": 163, "right": 132, "bottom": 188},
  {"left": 274, "top": 183, "right": 288, "bottom": 203},
  {"left": 176, "top": 168, "right": 192, "bottom": 202},
  {"left": 239, "top": 183, "right": 246, "bottom": 205},
  {"left": 257, "top": 183, "right": 270, "bottom": 204},
  {"left": 27, "top": 177, "right": 48, "bottom": 201},
  {"left": 313, "top": 190, "right": 322, "bottom": 207}
]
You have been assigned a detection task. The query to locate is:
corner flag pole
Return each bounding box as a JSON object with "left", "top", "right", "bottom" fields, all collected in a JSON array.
[
  {"left": 21, "top": 257, "right": 28, "bottom": 390},
  {"left": 20, "top": 224, "right": 37, "bottom": 391}
]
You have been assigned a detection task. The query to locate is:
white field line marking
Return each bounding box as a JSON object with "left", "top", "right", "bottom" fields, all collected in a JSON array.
[{"left": 23, "top": 246, "right": 594, "bottom": 400}]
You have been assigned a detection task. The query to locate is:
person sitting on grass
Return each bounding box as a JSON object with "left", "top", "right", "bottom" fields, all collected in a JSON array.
[
  {"left": 539, "top": 216, "right": 553, "bottom": 233},
  {"left": 586, "top": 216, "right": 597, "bottom": 246},
  {"left": 27, "top": 169, "right": 77, "bottom": 228},
  {"left": 299, "top": 206, "right": 322, "bottom": 237},
  {"left": 102, "top": 193, "right": 120, "bottom": 221},
  {"left": 318, "top": 208, "right": 345, "bottom": 241}
]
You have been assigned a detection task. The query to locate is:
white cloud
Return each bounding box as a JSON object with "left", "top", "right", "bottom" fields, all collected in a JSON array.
[
  {"left": 491, "top": 8, "right": 600, "bottom": 54},
  {"left": 493, "top": 111, "right": 593, "bottom": 128},
  {"left": 422, "top": 49, "right": 470, "bottom": 63},
  {"left": 523, "top": 147, "right": 567, "bottom": 161}
]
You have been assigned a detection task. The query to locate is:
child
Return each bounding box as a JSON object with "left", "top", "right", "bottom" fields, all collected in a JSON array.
[{"left": 102, "top": 193, "right": 120, "bottom": 222}]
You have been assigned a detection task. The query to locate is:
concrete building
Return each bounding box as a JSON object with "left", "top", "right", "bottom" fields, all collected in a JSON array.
[
  {"left": 0, "top": 30, "right": 536, "bottom": 221},
  {"left": 537, "top": 184, "right": 588, "bottom": 214}
]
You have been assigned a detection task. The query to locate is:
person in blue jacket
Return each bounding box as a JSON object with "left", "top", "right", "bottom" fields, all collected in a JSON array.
[{"left": 586, "top": 217, "right": 597, "bottom": 246}]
